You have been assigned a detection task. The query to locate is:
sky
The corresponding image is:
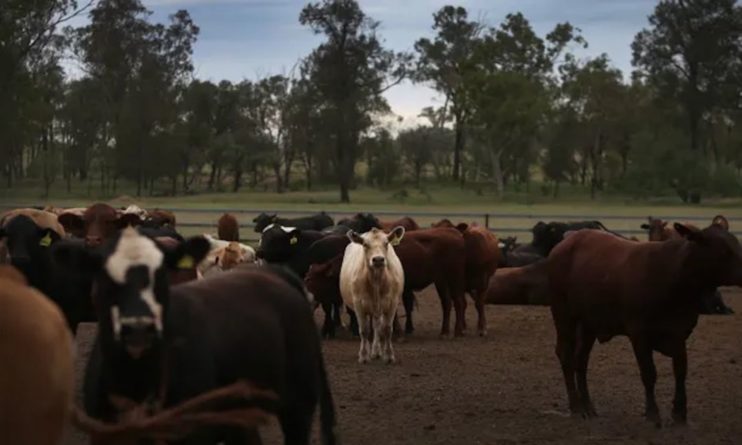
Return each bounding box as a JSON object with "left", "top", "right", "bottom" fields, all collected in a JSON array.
[{"left": 70, "top": 0, "right": 658, "bottom": 125}]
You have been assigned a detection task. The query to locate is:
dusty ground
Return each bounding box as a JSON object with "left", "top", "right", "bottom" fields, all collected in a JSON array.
[{"left": 67, "top": 288, "right": 742, "bottom": 445}]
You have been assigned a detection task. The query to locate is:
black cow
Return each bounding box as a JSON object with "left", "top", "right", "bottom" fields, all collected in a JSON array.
[
  {"left": 336, "top": 213, "right": 380, "bottom": 233},
  {"left": 0, "top": 215, "right": 94, "bottom": 331},
  {"left": 531, "top": 220, "right": 614, "bottom": 256},
  {"left": 58, "top": 228, "right": 337, "bottom": 445},
  {"left": 256, "top": 225, "right": 326, "bottom": 278},
  {"left": 253, "top": 212, "right": 334, "bottom": 233}
]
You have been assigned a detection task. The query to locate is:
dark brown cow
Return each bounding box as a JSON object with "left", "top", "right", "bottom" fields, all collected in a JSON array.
[
  {"left": 57, "top": 203, "right": 140, "bottom": 246},
  {"left": 432, "top": 219, "right": 500, "bottom": 335},
  {"left": 484, "top": 261, "right": 549, "bottom": 306},
  {"left": 547, "top": 223, "right": 742, "bottom": 425},
  {"left": 155, "top": 236, "right": 202, "bottom": 285},
  {"left": 217, "top": 212, "right": 240, "bottom": 241},
  {"left": 379, "top": 216, "right": 420, "bottom": 232},
  {"left": 640, "top": 216, "right": 683, "bottom": 241},
  {"left": 147, "top": 209, "right": 177, "bottom": 228}
]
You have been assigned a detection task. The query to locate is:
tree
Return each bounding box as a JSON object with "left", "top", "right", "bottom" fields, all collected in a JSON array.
[
  {"left": 415, "top": 6, "right": 482, "bottom": 182},
  {"left": 632, "top": 0, "right": 742, "bottom": 152},
  {"left": 300, "top": 0, "right": 409, "bottom": 202}
]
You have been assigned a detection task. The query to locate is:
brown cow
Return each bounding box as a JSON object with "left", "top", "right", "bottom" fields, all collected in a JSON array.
[
  {"left": 0, "top": 208, "right": 65, "bottom": 236},
  {"left": 432, "top": 219, "right": 500, "bottom": 336},
  {"left": 379, "top": 216, "right": 420, "bottom": 232},
  {"left": 639, "top": 217, "right": 682, "bottom": 241},
  {"left": 547, "top": 223, "right": 742, "bottom": 425},
  {"left": 485, "top": 261, "right": 549, "bottom": 306},
  {"left": 0, "top": 265, "right": 73, "bottom": 445},
  {"left": 148, "top": 208, "right": 177, "bottom": 228},
  {"left": 218, "top": 212, "right": 240, "bottom": 241},
  {"left": 58, "top": 203, "right": 141, "bottom": 246}
]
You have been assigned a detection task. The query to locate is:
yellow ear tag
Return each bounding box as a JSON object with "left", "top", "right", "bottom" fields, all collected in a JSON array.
[
  {"left": 39, "top": 233, "right": 52, "bottom": 247},
  {"left": 290, "top": 237, "right": 298, "bottom": 245},
  {"left": 391, "top": 238, "right": 400, "bottom": 246},
  {"left": 177, "top": 255, "right": 194, "bottom": 269}
]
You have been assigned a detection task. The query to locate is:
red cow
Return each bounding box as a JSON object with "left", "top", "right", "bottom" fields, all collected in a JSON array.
[
  {"left": 217, "top": 213, "right": 240, "bottom": 242},
  {"left": 58, "top": 203, "right": 141, "bottom": 247},
  {"left": 547, "top": 223, "right": 742, "bottom": 425},
  {"left": 432, "top": 219, "right": 501, "bottom": 336},
  {"left": 484, "top": 261, "right": 549, "bottom": 306}
]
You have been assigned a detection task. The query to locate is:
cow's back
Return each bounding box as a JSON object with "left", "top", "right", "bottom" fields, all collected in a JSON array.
[{"left": 0, "top": 268, "right": 73, "bottom": 445}]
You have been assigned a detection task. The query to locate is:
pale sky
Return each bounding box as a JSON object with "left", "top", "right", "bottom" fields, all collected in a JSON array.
[{"left": 69, "top": 0, "right": 658, "bottom": 126}]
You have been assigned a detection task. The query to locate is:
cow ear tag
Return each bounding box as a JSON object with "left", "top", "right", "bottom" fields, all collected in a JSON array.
[
  {"left": 290, "top": 237, "right": 298, "bottom": 245},
  {"left": 39, "top": 233, "right": 52, "bottom": 247},
  {"left": 391, "top": 238, "right": 400, "bottom": 246},
  {"left": 177, "top": 255, "right": 194, "bottom": 269}
]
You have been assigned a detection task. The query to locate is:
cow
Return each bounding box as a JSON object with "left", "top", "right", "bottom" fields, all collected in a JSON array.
[
  {"left": 140, "top": 208, "right": 177, "bottom": 229},
  {"left": 154, "top": 236, "right": 204, "bottom": 285},
  {"left": 640, "top": 217, "right": 682, "bottom": 242},
  {"left": 59, "top": 228, "right": 337, "bottom": 444},
  {"left": 1, "top": 208, "right": 66, "bottom": 264},
  {"left": 58, "top": 202, "right": 141, "bottom": 246},
  {"left": 0, "top": 214, "right": 94, "bottom": 331},
  {"left": 340, "top": 227, "right": 405, "bottom": 363},
  {"left": 256, "top": 224, "right": 326, "bottom": 278},
  {"left": 484, "top": 261, "right": 550, "bottom": 306},
  {"left": 253, "top": 211, "right": 334, "bottom": 233},
  {"left": 498, "top": 237, "right": 546, "bottom": 268},
  {"left": 0, "top": 265, "right": 74, "bottom": 445},
  {"left": 531, "top": 220, "right": 614, "bottom": 256},
  {"left": 547, "top": 223, "right": 742, "bottom": 425},
  {"left": 639, "top": 216, "right": 734, "bottom": 315},
  {"left": 432, "top": 219, "right": 500, "bottom": 336},
  {"left": 306, "top": 257, "right": 346, "bottom": 337},
  {"left": 200, "top": 241, "right": 252, "bottom": 277},
  {"left": 218, "top": 213, "right": 240, "bottom": 242},
  {"left": 338, "top": 213, "right": 420, "bottom": 233}
]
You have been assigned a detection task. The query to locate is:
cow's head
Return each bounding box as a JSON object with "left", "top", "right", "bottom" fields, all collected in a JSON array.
[
  {"left": 58, "top": 203, "right": 142, "bottom": 247},
  {"left": 498, "top": 236, "right": 518, "bottom": 253},
  {"left": 531, "top": 221, "right": 566, "bottom": 255},
  {"left": 53, "top": 227, "right": 210, "bottom": 359},
  {"left": 253, "top": 212, "right": 277, "bottom": 233},
  {"left": 347, "top": 227, "right": 405, "bottom": 270},
  {"left": 675, "top": 222, "right": 742, "bottom": 286},
  {"left": 640, "top": 217, "right": 670, "bottom": 241},
  {"left": 217, "top": 242, "right": 248, "bottom": 270},
  {"left": 305, "top": 258, "right": 343, "bottom": 304},
  {"left": 256, "top": 224, "right": 300, "bottom": 262},
  {"left": 0, "top": 215, "right": 61, "bottom": 279}
]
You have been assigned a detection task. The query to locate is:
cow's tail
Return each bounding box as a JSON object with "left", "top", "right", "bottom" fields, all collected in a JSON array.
[
  {"left": 318, "top": 354, "right": 338, "bottom": 445},
  {"left": 593, "top": 220, "right": 629, "bottom": 240}
]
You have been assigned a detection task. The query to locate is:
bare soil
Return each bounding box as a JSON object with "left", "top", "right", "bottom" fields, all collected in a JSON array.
[{"left": 67, "top": 288, "right": 742, "bottom": 445}]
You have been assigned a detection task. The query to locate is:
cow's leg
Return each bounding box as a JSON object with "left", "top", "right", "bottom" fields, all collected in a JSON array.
[
  {"left": 671, "top": 341, "right": 688, "bottom": 425},
  {"left": 402, "top": 289, "right": 415, "bottom": 334},
  {"left": 435, "top": 281, "right": 453, "bottom": 338},
  {"left": 451, "top": 284, "right": 467, "bottom": 337},
  {"left": 371, "top": 316, "right": 382, "bottom": 359},
  {"left": 381, "top": 310, "right": 396, "bottom": 364},
  {"left": 356, "top": 310, "right": 371, "bottom": 364},
  {"left": 333, "top": 301, "right": 344, "bottom": 327},
  {"left": 575, "top": 324, "right": 597, "bottom": 417},
  {"left": 347, "top": 307, "right": 359, "bottom": 336},
  {"left": 320, "top": 300, "right": 335, "bottom": 339},
  {"left": 472, "top": 288, "right": 487, "bottom": 337},
  {"left": 279, "top": 402, "right": 314, "bottom": 445},
  {"left": 552, "top": 314, "right": 580, "bottom": 415},
  {"left": 629, "top": 335, "right": 661, "bottom": 426}
]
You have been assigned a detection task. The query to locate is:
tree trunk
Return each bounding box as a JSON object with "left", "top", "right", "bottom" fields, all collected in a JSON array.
[
  {"left": 171, "top": 175, "right": 177, "bottom": 196},
  {"left": 305, "top": 152, "right": 313, "bottom": 191},
  {"left": 490, "top": 149, "right": 504, "bottom": 198},
  {"left": 283, "top": 151, "right": 293, "bottom": 189},
  {"left": 415, "top": 161, "right": 421, "bottom": 188},
  {"left": 208, "top": 160, "right": 218, "bottom": 190},
  {"left": 453, "top": 113, "right": 464, "bottom": 182},
  {"left": 273, "top": 162, "right": 283, "bottom": 193}
]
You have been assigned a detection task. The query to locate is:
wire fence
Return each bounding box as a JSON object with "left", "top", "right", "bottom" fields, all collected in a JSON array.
[{"left": 4, "top": 204, "right": 738, "bottom": 245}]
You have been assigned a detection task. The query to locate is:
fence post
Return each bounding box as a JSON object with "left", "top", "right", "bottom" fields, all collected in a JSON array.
[{"left": 484, "top": 213, "right": 490, "bottom": 229}]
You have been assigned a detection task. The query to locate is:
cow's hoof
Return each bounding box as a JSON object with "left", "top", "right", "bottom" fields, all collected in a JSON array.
[
  {"left": 671, "top": 411, "right": 687, "bottom": 426},
  {"left": 385, "top": 356, "right": 396, "bottom": 365},
  {"left": 358, "top": 356, "right": 369, "bottom": 364},
  {"left": 645, "top": 411, "right": 662, "bottom": 428},
  {"left": 478, "top": 329, "right": 487, "bottom": 337}
]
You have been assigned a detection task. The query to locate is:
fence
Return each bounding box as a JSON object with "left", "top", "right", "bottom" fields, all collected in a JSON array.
[{"left": 5, "top": 204, "right": 738, "bottom": 244}]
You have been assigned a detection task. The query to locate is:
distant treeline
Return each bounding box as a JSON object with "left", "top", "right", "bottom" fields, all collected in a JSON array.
[{"left": 1, "top": 0, "right": 742, "bottom": 202}]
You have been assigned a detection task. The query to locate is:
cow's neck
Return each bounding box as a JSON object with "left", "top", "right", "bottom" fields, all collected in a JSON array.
[
  {"left": 672, "top": 241, "right": 718, "bottom": 299},
  {"left": 101, "top": 335, "right": 168, "bottom": 406}
]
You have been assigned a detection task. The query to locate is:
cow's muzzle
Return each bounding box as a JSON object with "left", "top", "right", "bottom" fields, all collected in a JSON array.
[{"left": 111, "top": 306, "right": 162, "bottom": 359}]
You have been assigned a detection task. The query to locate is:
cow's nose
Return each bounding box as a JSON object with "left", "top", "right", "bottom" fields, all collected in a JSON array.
[
  {"left": 372, "top": 256, "right": 385, "bottom": 268},
  {"left": 85, "top": 235, "right": 103, "bottom": 247}
]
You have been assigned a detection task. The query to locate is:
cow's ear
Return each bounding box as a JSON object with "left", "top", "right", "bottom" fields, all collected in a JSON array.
[
  {"left": 456, "top": 223, "right": 468, "bottom": 232},
  {"left": 347, "top": 230, "right": 364, "bottom": 245},
  {"left": 674, "top": 223, "right": 703, "bottom": 242},
  {"left": 165, "top": 236, "right": 211, "bottom": 270},
  {"left": 117, "top": 213, "right": 142, "bottom": 229},
  {"left": 640, "top": 223, "right": 650, "bottom": 230},
  {"left": 387, "top": 226, "right": 405, "bottom": 246},
  {"left": 661, "top": 221, "right": 668, "bottom": 228},
  {"left": 52, "top": 240, "right": 101, "bottom": 273},
  {"left": 58, "top": 213, "right": 85, "bottom": 237},
  {"left": 270, "top": 214, "right": 277, "bottom": 222},
  {"left": 37, "top": 228, "right": 61, "bottom": 248},
  {"left": 712, "top": 215, "right": 730, "bottom": 231}
]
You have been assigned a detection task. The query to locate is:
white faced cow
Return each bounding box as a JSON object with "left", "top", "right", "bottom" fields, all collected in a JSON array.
[{"left": 340, "top": 227, "right": 405, "bottom": 364}]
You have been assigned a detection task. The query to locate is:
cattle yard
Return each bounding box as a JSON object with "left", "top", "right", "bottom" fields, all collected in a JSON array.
[{"left": 65, "top": 287, "right": 742, "bottom": 445}]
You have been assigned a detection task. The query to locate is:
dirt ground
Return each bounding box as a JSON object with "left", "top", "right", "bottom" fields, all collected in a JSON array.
[{"left": 67, "top": 288, "right": 742, "bottom": 445}]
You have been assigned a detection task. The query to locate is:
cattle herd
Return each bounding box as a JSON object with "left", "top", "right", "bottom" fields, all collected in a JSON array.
[{"left": 0, "top": 203, "right": 739, "bottom": 444}]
